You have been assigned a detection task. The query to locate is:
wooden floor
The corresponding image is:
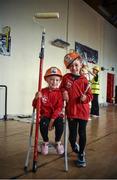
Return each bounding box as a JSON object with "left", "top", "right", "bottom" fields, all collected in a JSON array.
[{"left": 0, "top": 105, "right": 117, "bottom": 179}]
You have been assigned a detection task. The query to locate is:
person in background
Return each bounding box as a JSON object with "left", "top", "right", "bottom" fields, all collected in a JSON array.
[
  {"left": 80, "top": 64, "right": 90, "bottom": 80},
  {"left": 80, "top": 64, "right": 92, "bottom": 121},
  {"left": 32, "top": 67, "right": 64, "bottom": 155},
  {"left": 60, "top": 51, "right": 93, "bottom": 167},
  {"left": 90, "top": 65, "right": 100, "bottom": 117}
]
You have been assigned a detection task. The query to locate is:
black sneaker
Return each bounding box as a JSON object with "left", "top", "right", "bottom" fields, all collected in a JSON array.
[
  {"left": 72, "top": 143, "right": 79, "bottom": 154},
  {"left": 76, "top": 153, "right": 86, "bottom": 167}
]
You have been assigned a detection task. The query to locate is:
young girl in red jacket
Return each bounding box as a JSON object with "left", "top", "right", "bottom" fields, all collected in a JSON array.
[
  {"left": 32, "top": 67, "right": 64, "bottom": 155},
  {"left": 60, "top": 52, "right": 93, "bottom": 167}
]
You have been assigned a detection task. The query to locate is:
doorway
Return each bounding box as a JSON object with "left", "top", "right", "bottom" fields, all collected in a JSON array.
[{"left": 106, "top": 73, "right": 114, "bottom": 103}]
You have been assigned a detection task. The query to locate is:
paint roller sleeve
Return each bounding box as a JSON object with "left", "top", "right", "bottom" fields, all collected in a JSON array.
[{"left": 34, "top": 12, "right": 59, "bottom": 19}]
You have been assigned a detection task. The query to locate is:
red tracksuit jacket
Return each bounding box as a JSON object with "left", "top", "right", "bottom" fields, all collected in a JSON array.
[
  {"left": 60, "top": 73, "right": 93, "bottom": 120},
  {"left": 32, "top": 87, "right": 63, "bottom": 120}
]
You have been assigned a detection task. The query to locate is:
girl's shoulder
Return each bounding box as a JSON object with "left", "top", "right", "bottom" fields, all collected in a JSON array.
[
  {"left": 63, "top": 73, "right": 72, "bottom": 79},
  {"left": 41, "top": 87, "right": 49, "bottom": 92},
  {"left": 78, "top": 75, "right": 89, "bottom": 84}
]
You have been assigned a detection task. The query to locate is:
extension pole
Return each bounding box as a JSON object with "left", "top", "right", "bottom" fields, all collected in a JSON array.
[
  {"left": 64, "top": 101, "right": 68, "bottom": 171},
  {"left": 24, "top": 108, "right": 35, "bottom": 171},
  {"left": 32, "top": 11, "right": 59, "bottom": 172},
  {"left": 32, "top": 30, "right": 45, "bottom": 172}
]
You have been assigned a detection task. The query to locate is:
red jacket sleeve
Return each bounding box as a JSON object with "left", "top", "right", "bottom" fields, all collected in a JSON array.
[
  {"left": 51, "top": 91, "right": 63, "bottom": 120},
  {"left": 32, "top": 98, "right": 37, "bottom": 108},
  {"left": 73, "top": 78, "right": 93, "bottom": 104},
  {"left": 60, "top": 76, "right": 67, "bottom": 94}
]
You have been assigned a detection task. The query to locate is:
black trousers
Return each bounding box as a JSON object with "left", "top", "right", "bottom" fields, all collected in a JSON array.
[
  {"left": 91, "top": 94, "right": 99, "bottom": 116},
  {"left": 40, "top": 116, "right": 64, "bottom": 142},
  {"left": 68, "top": 118, "right": 87, "bottom": 154}
]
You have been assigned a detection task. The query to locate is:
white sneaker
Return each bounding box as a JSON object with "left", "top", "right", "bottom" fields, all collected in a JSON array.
[
  {"left": 92, "top": 115, "right": 99, "bottom": 118},
  {"left": 55, "top": 142, "right": 64, "bottom": 155},
  {"left": 41, "top": 142, "right": 49, "bottom": 155},
  {"left": 88, "top": 117, "right": 92, "bottom": 120}
]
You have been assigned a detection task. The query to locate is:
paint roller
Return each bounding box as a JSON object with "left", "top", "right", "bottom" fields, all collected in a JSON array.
[
  {"left": 34, "top": 12, "right": 59, "bottom": 19},
  {"left": 32, "top": 11, "right": 59, "bottom": 172}
]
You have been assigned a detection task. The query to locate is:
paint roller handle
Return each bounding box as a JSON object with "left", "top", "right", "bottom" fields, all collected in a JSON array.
[
  {"left": 64, "top": 100, "right": 67, "bottom": 107},
  {"left": 80, "top": 83, "right": 90, "bottom": 102},
  {"left": 39, "top": 30, "right": 45, "bottom": 59},
  {"left": 84, "top": 83, "right": 90, "bottom": 94},
  {"left": 62, "top": 100, "right": 67, "bottom": 117}
]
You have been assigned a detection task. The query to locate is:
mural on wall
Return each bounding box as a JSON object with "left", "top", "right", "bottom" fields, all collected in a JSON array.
[
  {"left": 75, "top": 42, "right": 98, "bottom": 64},
  {"left": 0, "top": 26, "right": 11, "bottom": 56}
]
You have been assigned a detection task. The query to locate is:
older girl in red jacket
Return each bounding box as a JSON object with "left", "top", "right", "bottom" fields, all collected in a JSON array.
[
  {"left": 32, "top": 67, "right": 64, "bottom": 155},
  {"left": 60, "top": 52, "right": 93, "bottom": 167}
]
